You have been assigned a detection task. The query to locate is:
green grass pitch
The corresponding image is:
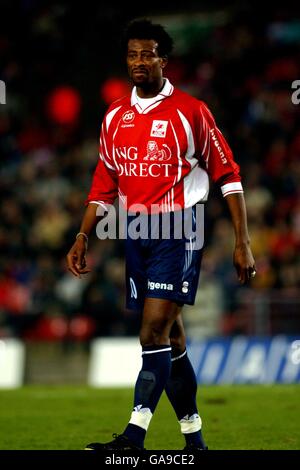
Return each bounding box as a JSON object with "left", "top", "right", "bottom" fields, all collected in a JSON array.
[{"left": 0, "top": 385, "right": 299, "bottom": 450}]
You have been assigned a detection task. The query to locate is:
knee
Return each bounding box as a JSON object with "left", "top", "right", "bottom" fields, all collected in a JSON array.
[{"left": 140, "top": 320, "right": 170, "bottom": 347}]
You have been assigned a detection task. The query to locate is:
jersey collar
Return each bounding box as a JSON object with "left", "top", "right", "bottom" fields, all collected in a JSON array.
[{"left": 131, "top": 78, "right": 174, "bottom": 108}]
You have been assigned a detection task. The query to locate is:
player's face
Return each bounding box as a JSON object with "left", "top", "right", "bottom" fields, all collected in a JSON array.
[{"left": 127, "top": 39, "right": 167, "bottom": 88}]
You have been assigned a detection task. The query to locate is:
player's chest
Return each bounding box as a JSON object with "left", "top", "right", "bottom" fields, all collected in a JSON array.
[{"left": 113, "top": 110, "right": 187, "bottom": 163}]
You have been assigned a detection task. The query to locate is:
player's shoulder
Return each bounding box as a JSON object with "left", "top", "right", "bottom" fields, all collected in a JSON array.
[
  {"left": 102, "top": 94, "right": 131, "bottom": 128},
  {"left": 172, "top": 87, "right": 210, "bottom": 114},
  {"left": 105, "top": 94, "right": 131, "bottom": 114}
]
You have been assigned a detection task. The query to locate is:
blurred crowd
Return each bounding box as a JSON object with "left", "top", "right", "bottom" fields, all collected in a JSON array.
[{"left": 0, "top": 3, "right": 299, "bottom": 341}]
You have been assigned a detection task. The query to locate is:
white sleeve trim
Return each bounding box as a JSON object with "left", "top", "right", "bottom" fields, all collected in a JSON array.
[
  {"left": 221, "top": 182, "right": 243, "bottom": 197},
  {"left": 88, "top": 201, "right": 108, "bottom": 210}
]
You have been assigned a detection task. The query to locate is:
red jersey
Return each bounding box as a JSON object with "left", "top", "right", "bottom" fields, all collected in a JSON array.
[{"left": 86, "top": 79, "right": 243, "bottom": 213}]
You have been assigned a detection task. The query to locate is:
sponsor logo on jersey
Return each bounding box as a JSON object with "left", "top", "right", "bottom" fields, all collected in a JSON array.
[
  {"left": 115, "top": 144, "right": 172, "bottom": 177},
  {"left": 150, "top": 120, "right": 168, "bottom": 138},
  {"left": 143, "top": 141, "right": 171, "bottom": 161},
  {"left": 148, "top": 280, "right": 174, "bottom": 291},
  {"left": 209, "top": 128, "right": 227, "bottom": 164},
  {"left": 122, "top": 110, "right": 135, "bottom": 124}
]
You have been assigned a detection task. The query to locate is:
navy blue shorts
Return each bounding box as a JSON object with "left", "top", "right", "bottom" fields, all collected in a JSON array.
[{"left": 125, "top": 204, "right": 204, "bottom": 311}]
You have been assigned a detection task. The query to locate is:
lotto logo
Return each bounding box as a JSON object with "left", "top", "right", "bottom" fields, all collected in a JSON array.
[
  {"left": 182, "top": 281, "right": 189, "bottom": 294},
  {"left": 130, "top": 277, "right": 137, "bottom": 299}
]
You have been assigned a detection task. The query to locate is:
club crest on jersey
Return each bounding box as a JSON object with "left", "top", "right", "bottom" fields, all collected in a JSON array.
[
  {"left": 143, "top": 141, "right": 171, "bottom": 161},
  {"left": 150, "top": 120, "right": 168, "bottom": 138},
  {"left": 122, "top": 110, "right": 135, "bottom": 124}
]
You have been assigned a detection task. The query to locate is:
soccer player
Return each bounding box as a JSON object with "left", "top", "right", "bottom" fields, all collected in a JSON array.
[{"left": 66, "top": 18, "right": 256, "bottom": 451}]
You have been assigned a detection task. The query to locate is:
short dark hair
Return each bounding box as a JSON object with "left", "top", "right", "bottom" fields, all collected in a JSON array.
[{"left": 123, "top": 18, "right": 174, "bottom": 58}]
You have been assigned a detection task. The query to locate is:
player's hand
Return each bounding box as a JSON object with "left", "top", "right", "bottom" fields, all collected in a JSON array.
[
  {"left": 66, "top": 238, "right": 91, "bottom": 278},
  {"left": 233, "top": 243, "right": 256, "bottom": 284}
]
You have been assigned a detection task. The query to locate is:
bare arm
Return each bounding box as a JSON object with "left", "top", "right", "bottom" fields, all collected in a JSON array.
[
  {"left": 224, "top": 193, "right": 256, "bottom": 284},
  {"left": 66, "top": 203, "right": 103, "bottom": 278}
]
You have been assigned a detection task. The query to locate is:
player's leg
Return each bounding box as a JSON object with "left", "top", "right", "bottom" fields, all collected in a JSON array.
[
  {"left": 122, "top": 297, "right": 181, "bottom": 448},
  {"left": 85, "top": 297, "right": 180, "bottom": 451},
  {"left": 166, "top": 314, "right": 208, "bottom": 450},
  {"left": 121, "top": 204, "right": 206, "bottom": 449}
]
